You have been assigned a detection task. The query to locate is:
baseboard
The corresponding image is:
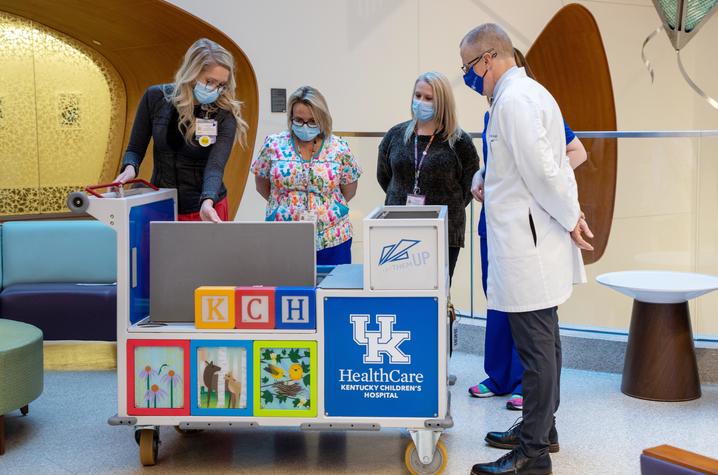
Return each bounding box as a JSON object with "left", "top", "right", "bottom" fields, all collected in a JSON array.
[
  {"left": 455, "top": 316, "right": 718, "bottom": 384},
  {"left": 43, "top": 341, "right": 117, "bottom": 371}
]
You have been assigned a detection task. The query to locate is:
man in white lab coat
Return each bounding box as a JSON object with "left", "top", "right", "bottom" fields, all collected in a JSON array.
[{"left": 459, "top": 24, "right": 593, "bottom": 475}]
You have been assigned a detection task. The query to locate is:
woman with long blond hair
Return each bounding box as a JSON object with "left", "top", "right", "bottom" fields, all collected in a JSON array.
[
  {"left": 251, "top": 86, "right": 361, "bottom": 265},
  {"left": 115, "top": 38, "right": 248, "bottom": 222},
  {"left": 377, "top": 71, "right": 480, "bottom": 281}
]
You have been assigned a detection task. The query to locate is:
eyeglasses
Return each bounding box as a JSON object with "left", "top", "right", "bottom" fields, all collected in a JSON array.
[
  {"left": 291, "top": 118, "right": 319, "bottom": 129},
  {"left": 197, "top": 80, "right": 226, "bottom": 94},
  {"left": 461, "top": 48, "right": 496, "bottom": 74}
]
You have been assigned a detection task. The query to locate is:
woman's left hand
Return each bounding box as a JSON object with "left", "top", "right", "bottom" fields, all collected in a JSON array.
[{"left": 200, "top": 199, "right": 222, "bottom": 223}]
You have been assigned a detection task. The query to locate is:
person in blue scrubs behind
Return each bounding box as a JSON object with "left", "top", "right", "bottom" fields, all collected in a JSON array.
[{"left": 469, "top": 48, "right": 588, "bottom": 410}]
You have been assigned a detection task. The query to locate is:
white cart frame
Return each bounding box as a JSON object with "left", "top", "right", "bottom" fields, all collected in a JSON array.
[{"left": 70, "top": 187, "right": 453, "bottom": 473}]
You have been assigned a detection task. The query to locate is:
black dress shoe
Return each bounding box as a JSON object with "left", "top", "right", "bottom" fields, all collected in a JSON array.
[
  {"left": 470, "top": 449, "right": 552, "bottom": 475},
  {"left": 485, "top": 418, "right": 560, "bottom": 453}
]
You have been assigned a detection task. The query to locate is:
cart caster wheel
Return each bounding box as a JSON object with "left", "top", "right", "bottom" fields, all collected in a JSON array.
[
  {"left": 174, "top": 425, "right": 203, "bottom": 436},
  {"left": 66, "top": 191, "right": 88, "bottom": 214},
  {"left": 138, "top": 428, "right": 159, "bottom": 466},
  {"left": 404, "top": 440, "right": 447, "bottom": 475}
]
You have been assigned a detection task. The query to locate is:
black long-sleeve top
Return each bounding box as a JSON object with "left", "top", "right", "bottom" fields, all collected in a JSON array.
[
  {"left": 378, "top": 122, "right": 481, "bottom": 247},
  {"left": 121, "top": 84, "right": 237, "bottom": 213}
]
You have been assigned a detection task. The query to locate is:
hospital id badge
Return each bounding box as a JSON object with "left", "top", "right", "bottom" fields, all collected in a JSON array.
[
  {"left": 301, "top": 211, "right": 318, "bottom": 223},
  {"left": 196, "top": 118, "right": 217, "bottom": 147},
  {"left": 406, "top": 194, "right": 426, "bottom": 205}
]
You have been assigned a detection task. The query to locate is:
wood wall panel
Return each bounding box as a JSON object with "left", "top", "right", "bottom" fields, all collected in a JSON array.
[{"left": 527, "top": 4, "right": 617, "bottom": 264}]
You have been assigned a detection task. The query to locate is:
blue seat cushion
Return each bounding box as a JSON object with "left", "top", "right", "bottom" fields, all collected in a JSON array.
[
  {"left": 0, "top": 283, "right": 116, "bottom": 341},
  {"left": 1, "top": 221, "right": 116, "bottom": 287}
]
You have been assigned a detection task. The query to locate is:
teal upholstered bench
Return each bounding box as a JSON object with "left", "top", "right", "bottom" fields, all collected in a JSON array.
[
  {"left": 0, "top": 221, "right": 117, "bottom": 341},
  {"left": 0, "top": 318, "right": 43, "bottom": 455}
]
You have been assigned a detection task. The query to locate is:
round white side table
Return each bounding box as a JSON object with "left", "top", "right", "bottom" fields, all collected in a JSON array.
[{"left": 596, "top": 271, "right": 718, "bottom": 401}]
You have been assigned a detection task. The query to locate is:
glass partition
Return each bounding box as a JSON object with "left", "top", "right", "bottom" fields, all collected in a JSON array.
[{"left": 339, "top": 132, "right": 718, "bottom": 340}]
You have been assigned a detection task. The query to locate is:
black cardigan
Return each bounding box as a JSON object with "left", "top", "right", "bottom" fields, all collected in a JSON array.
[
  {"left": 121, "top": 84, "right": 237, "bottom": 214},
  {"left": 378, "top": 122, "right": 481, "bottom": 247}
]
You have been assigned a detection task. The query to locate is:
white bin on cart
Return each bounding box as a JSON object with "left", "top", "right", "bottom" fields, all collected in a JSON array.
[{"left": 364, "top": 205, "right": 449, "bottom": 293}]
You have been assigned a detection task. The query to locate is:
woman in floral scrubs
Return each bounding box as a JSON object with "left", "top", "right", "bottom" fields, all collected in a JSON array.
[{"left": 251, "top": 86, "right": 361, "bottom": 265}]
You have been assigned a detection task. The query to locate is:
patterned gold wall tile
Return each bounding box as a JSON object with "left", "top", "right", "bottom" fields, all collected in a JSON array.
[
  {"left": 0, "top": 12, "right": 40, "bottom": 193},
  {"left": 0, "top": 187, "right": 39, "bottom": 215},
  {"left": 39, "top": 185, "right": 84, "bottom": 213},
  {"left": 0, "top": 11, "right": 126, "bottom": 217}
]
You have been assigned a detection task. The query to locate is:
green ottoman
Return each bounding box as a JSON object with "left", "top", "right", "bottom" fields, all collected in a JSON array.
[{"left": 0, "top": 319, "right": 43, "bottom": 455}]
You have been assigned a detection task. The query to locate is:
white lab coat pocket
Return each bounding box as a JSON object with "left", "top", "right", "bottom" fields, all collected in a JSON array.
[
  {"left": 486, "top": 200, "right": 538, "bottom": 258},
  {"left": 528, "top": 202, "right": 552, "bottom": 246}
]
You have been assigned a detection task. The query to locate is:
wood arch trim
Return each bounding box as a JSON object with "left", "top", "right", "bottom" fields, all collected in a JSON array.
[
  {"left": 0, "top": 0, "right": 259, "bottom": 220},
  {"left": 527, "top": 3, "right": 617, "bottom": 264}
]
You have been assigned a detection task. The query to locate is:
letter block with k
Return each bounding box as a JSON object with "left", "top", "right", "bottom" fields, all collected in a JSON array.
[{"left": 194, "top": 286, "right": 236, "bottom": 329}]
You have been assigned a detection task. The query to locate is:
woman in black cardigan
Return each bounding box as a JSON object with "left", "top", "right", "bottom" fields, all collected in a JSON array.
[
  {"left": 378, "top": 71, "right": 480, "bottom": 281},
  {"left": 115, "top": 38, "right": 248, "bottom": 222}
]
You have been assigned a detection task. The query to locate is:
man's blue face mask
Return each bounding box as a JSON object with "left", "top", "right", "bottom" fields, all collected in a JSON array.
[
  {"left": 462, "top": 49, "right": 495, "bottom": 96},
  {"left": 463, "top": 66, "right": 487, "bottom": 95}
]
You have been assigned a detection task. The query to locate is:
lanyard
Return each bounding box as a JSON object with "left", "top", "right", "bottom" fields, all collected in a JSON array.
[
  {"left": 295, "top": 137, "right": 319, "bottom": 212},
  {"left": 413, "top": 132, "right": 436, "bottom": 194}
]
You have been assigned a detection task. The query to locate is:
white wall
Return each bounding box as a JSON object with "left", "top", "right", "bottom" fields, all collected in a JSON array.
[{"left": 169, "top": 0, "right": 718, "bottom": 337}]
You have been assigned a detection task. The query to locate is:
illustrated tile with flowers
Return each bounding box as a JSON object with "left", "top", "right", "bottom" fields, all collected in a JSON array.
[
  {"left": 253, "top": 341, "right": 317, "bottom": 417},
  {"left": 127, "top": 340, "right": 190, "bottom": 416}
]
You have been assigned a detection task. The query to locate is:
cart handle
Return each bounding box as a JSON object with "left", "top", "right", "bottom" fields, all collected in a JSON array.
[{"left": 84, "top": 179, "right": 158, "bottom": 198}]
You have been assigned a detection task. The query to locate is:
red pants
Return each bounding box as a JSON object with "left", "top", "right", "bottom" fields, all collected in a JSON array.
[{"left": 177, "top": 197, "right": 229, "bottom": 221}]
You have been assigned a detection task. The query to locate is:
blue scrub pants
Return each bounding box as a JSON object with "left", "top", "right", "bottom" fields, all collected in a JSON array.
[
  {"left": 317, "top": 238, "right": 352, "bottom": 266},
  {"left": 480, "top": 234, "right": 524, "bottom": 395}
]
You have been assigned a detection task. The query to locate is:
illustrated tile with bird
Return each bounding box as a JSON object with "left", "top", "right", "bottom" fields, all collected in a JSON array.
[{"left": 253, "top": 341, "right": 317, "bottom": 417}]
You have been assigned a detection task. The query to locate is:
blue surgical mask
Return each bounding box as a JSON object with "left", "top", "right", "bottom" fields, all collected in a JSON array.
[
  {"left": 193, "top": 82, "right": 220, "bottom": 104},
  {"left": 292, "top": 123, "right": 321, "bottom": 142},
  {"left": 412, "top": 99, "right": 434, "bottom": 122},
  {"left": 463, "top": 65, "right": 488, "bottom": 95}
]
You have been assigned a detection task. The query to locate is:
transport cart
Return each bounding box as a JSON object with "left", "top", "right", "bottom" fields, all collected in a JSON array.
[{"left": 68, "top": 184, "right": 453, "bottom": 474}]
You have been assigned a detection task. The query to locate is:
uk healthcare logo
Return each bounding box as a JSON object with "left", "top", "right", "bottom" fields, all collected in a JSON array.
[
  {"left": 350, "top": 314, "right": 411, "bottom": 364},
  {"left": 378, "top": 239, "right": 421, "bottom": 266}
]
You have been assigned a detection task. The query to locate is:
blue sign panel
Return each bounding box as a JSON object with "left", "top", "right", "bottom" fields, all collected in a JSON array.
[
  {"left": 324, "top": 297, "right": 438, "bottom": 418},
  {"left": 129, "top": 199, "right": 174, "bottom": 324}
]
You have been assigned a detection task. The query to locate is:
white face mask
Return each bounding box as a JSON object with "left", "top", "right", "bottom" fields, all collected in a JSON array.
[
  {"left": 412, "top": 99, "right": 435, "bottom": 121},
  {"left": 292, "top": 123, "right": 321, "bottom": 142},
  {"left": 193, "top": 82, "right": 221, "bottom": 104}
]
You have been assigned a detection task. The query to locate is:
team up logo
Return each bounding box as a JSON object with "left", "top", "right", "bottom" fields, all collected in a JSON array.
[
  {"left": 350, "top": 314, "right": 410, "bottom": 364},
  {"left": 378, "top": 239, "right": 421, "bottom": 266}
]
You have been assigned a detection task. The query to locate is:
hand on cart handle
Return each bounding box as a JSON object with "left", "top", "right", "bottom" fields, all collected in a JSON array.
[
  {"left": 115, "top": 165, "right": 137, "bottom": 184},
  {"left": 200, "top": 199, "right": 222, "bottom": 223}
]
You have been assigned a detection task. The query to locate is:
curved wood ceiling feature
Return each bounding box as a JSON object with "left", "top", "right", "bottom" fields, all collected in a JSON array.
[
  {"left": 0, "top": 0, "right": 259, "bottom": 219},
  {"left": 527, "top": 3, "right": 617, "bottom": 265}
]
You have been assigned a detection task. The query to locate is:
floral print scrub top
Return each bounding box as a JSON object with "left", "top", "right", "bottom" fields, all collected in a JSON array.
[{"left": 251, "top": 131, "right": 362, "bottom": 250}]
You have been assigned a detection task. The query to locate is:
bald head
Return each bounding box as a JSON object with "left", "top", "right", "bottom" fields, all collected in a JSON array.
[{"left": 461, "top": 23, "right": 514, "bottom": 59}]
